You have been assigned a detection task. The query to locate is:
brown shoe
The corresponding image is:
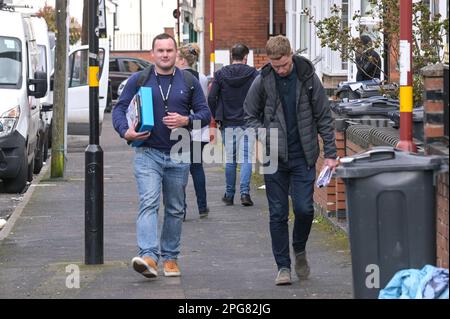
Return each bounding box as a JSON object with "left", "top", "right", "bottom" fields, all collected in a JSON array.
[
  {"left": 275, "top": 268, "right": 292, "bottom": 286},
  {"left": 163, "top": 260, "right": 181, "bottom": 277},
  {"left": 131, "top": 256, "right": 158, "bottom": 278}
]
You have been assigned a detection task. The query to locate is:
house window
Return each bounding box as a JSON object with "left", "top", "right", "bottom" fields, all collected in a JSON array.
[
  {"left": 299, "top": 0, "right": 310, "bottom": 55},
  {"left": 341, "top": 0, "right": 349, "bottom": 70},
  {"left": 292, "top": 13, "right": 297, "bottom": 49},
  {"left": 361, "top": 0, "right": 376, "bottom": 16}
]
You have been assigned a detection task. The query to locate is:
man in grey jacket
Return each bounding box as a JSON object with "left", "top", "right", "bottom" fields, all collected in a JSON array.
[{"left": 244, "top": 35, "right": 337, "bottom": 285}]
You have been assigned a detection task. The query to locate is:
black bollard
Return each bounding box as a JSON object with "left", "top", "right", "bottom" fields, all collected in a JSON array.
[{"left": 85, "top": 0, "right": 104, "bottom": 265}]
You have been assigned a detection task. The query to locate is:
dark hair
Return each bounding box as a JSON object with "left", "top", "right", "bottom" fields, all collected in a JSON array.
[
  {"left": 360, "top": 35, "right": 372, "bottom": 46},
  {"left": 231, "top": 43, "right": 250, "bottom": 61},
  {"left": 152, "top": 33, "right": 177, "bottom": 50}
]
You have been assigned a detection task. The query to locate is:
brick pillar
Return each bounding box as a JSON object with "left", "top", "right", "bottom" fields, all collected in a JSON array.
[
  {"left": 422, "top": 64, "right": 447, "bottom": 149},
  {"left": 335, "top": 126, "right": 347, "bottom": 222},
  {"left": 326, "top": 178, "right": 337, "bottom": 217},
  {"left": 422, "top": 63, "right": 449, "bottom": 268}
]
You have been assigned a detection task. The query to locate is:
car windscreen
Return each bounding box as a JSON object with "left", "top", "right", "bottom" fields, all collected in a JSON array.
[{"left": 0, "top": 36, "right": 22, "bottom": 88}]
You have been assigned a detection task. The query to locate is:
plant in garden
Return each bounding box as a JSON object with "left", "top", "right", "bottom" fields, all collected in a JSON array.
[
  {"left": 305, "top": 0, "right": 448, "bottom": 105},
  {"left": 36, "top": 3, "right": 81, "bottom": 45}
]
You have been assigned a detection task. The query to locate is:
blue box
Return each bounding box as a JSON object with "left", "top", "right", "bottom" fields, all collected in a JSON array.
[{"left": 126, "top": 87, "right": 154, "bottom": 147}]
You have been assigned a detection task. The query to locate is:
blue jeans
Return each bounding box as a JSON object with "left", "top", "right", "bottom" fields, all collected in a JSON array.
[
  {"left": 264, "top": 157, "right": 316, "bottom": 270},
  {"left": 222, "top": 126, "right": 254, "bottom": 198},
  {"left": 134, "top": 147, "right": 190, "bottom": 263}
]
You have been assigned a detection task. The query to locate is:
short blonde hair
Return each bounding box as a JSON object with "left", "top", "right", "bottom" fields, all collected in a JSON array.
[
  {"left": 265, "top": 35, "right": 292, "bottom": 59},
  {"left": 179, "top": 43, "right": 200, "bottom": 67}
]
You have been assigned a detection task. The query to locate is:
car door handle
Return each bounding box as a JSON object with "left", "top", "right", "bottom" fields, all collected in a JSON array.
[{"left": 99, "top": 96, "right": 105, "bottom": 99}]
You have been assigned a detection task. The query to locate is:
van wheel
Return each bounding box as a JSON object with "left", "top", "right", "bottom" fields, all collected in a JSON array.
[
  {"left": 34, "top": 134, "right": 44, "bottom": 174},
  {"left": 3, "top": 148, "right": 28, "bottom": 193}
]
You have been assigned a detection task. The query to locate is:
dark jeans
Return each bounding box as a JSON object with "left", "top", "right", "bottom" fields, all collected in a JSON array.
[
  {"left": 264, "top": 157, "right": 316, "bottom": 270},
  {"left": 187, "top": 141, "right": 208, "bottom": 212}
]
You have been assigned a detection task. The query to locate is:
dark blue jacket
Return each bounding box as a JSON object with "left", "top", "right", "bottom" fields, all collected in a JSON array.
[
  {"left": 112, "top": 66, "right": 211, "bottom": 153},
  {"left": 208, "top": 63, "right": 258, "bottom": 127}
]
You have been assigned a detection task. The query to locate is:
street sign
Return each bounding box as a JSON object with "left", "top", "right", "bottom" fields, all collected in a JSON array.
[{"left": 98, "top": 0, "right": 107, "bottom": 38}]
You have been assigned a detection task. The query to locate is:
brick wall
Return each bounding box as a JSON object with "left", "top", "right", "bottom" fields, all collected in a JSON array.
[
  {"left": 254, "top": 53, "right": 269, "bottom": 70},
  {"left": 422, "top": 64, "right": 449, "bottom": 268},
  {"left": 436, "top": 173, "right": 449, "bottom": 268},
  {"left": 204, "top": 0, "right": 285, "bottom": 75},
  {"left": 388, "top": 35, "right": 400, "bottom": 83},
  {"left": 314, "top": 127, "right": 349, "bottom": 222}
]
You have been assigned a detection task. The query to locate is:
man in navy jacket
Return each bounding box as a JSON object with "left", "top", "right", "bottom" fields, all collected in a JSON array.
[
  {"left": 112, "top": 33, "right": 210, "bottom": 279},
  {"left": 208, "top": 43, "right": 258, "bottom": 207}
]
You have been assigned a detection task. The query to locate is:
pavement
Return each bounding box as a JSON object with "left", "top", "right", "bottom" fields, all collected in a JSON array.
[{"left": 0, "top": 113, "right": 353, "bottom": 299}]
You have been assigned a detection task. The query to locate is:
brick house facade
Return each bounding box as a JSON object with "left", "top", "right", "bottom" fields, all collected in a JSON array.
[{"left": 203, "top": 0, "right": 286, "bottom": 75}]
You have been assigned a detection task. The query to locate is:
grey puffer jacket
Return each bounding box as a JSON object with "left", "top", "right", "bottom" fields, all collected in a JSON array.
[{"left": 244, "top": 55, "right": 336, "bottom": 167}]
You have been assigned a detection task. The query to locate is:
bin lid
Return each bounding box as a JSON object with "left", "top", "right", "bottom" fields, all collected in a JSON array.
[{"left": 336, "top": 146, "right": 443, "bottom": 178}]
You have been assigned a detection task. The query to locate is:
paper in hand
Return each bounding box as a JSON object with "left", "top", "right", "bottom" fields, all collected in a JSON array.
[{"left": 316, "top": 165, "right": 333, "bottom": 188}]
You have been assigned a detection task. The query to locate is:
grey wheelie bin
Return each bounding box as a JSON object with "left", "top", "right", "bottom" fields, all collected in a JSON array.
[{"left": 336, "top": 146, "right": 446, "bottom": 299}]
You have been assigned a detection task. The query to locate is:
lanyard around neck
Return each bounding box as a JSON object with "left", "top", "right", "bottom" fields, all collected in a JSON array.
[{"left": 154, "top": 68, "right": 176, "bottom": 114}]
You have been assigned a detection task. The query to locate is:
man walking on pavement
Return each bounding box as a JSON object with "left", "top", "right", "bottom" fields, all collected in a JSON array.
[
  {"left": 208, "top": 43, "right": 258, "bottom": 206},
  {"left": 244, "top": 35, "right": 337, "bottom": 285},
  {"left": 112, "top": 33, "right": 211, "bottom": 278}
]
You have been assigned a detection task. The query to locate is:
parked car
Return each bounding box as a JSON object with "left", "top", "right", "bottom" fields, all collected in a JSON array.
[{"left": 109, "top": 56, "right": 151, "bottom": 100}]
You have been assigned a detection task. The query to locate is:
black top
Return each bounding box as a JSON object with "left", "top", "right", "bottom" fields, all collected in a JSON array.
[
  {"left": 208, "top": 63, "right": 258, "bottom": 127},
  {"left": 275, "top": 63, "right": 304, "bottom": 159},
  {"left": 356, "top": 49, "right": 381, "bottom": 81}
]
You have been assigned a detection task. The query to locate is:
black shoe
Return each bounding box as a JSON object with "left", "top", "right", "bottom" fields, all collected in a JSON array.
[
  {"left": 199, "top": 207, "right": 209, "bottom": 218},
  {"left": 240, "top": 194, "right": 254, "bottom": 206},
  {"left": 222, "top": 194, "right": 234, "bottom": 206},
  {"left": 295, "top": 251, "right": 310, "bottom": 279}
]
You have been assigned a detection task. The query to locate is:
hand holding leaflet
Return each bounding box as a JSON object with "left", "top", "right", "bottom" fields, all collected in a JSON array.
[
  {"left": 316, "top": 157, "right": 339, "bottom": 188},
  {"left": 316, "top": 165, "right": 333, "bottom": 188}
]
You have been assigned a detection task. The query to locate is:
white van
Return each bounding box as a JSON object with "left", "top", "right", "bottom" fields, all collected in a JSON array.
[
  {"left": 30, "top": 16, "right": 53, "bottom": 171},
  {"left": 0, "top": 10, "right": 48, "bottom": 193},
  {"left": 67, "top": 42, "right": 109, "bottom": 135}
]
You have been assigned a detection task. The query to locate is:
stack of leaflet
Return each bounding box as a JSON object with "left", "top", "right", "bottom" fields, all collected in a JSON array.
[
  {"left": 316, "top": 165, "right": 333, "bottom": 188},
  {"left": 126, "top": 87, "right": 154, "bottom": 147}
]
